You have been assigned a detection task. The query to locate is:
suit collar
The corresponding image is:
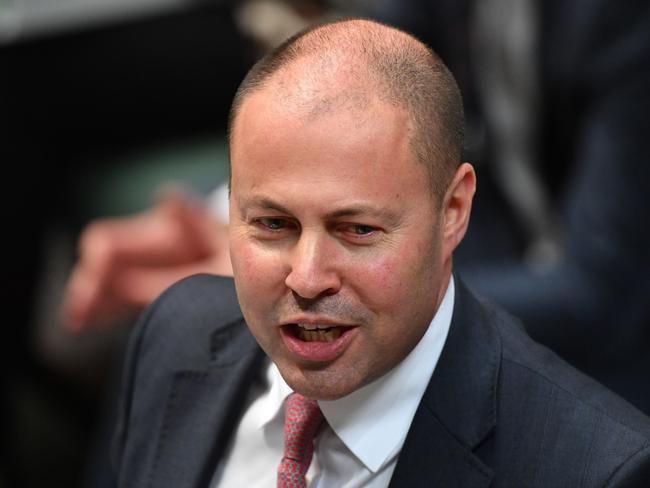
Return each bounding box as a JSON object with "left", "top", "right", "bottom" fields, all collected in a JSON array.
[
  {"left": 424, "top": 278, "right": 500, "bottom": 448},
  {"left": 390, "top": 278, "right": 500, "bottom": 486},
  {"left": 148, "top": 317, "right": 264, "bottom": 488}
]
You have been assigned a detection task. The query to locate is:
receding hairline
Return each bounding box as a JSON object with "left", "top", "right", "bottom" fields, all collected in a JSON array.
[{"left": 228, "top": 18, "right": 465, "bottom": 203}]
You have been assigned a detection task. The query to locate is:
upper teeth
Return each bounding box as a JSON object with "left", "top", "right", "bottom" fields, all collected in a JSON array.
[{"left": 297, "top": 323, "right": 332, "bottom": 330}]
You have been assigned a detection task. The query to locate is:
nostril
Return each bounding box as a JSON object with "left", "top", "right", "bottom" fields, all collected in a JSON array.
[
  {"left": 290, "top": 289, "right": 339, "bottom": 309},
  {"left": 285, "top": 273, "right": 331, "bottom": 300}
]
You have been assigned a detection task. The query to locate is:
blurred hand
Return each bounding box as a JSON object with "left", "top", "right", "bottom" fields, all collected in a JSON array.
[{"left": 62, "top": 187, "right": 232, "bottom": 331}]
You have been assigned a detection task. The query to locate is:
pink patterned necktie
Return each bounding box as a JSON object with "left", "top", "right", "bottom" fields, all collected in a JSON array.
[{"left": 277, "top": 393, "right": 324, "bottom": 488}]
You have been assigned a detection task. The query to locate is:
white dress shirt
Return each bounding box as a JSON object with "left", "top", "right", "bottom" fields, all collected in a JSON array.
[{"left": 214, "top": 277, "right": 454, "bottom": 487}]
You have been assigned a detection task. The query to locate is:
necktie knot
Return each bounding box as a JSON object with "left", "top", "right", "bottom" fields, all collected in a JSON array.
[{"left": 277, "top": 393, "right": 324, "bottom": 488}]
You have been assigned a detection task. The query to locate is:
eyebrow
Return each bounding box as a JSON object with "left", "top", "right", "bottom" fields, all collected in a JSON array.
[
  {"left": 242, "top": 197, "right": 292, "bottom": 214},
  {"left": 325, "top": 206, "right": 398, "bottom": 222}
]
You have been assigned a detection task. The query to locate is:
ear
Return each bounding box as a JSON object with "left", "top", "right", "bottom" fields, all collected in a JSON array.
[{"left": 441, "top": 163, "right": 476, "bottom": 256}]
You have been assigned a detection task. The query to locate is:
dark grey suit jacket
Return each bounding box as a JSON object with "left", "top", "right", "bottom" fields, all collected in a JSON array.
[{"left": 112, "top": 274, "right": 650, "bottom": 487}]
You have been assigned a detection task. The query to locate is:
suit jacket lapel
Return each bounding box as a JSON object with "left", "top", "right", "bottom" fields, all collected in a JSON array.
[
  {"left": 390, "top": 279, "right": 500, "bottom": 487},
  {"left": 148, "top": 318, "right": 264, "bottom": 488}
]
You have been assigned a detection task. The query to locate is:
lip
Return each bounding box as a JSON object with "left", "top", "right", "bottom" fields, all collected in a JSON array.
[{"left": 279, "top": 320, "right": 358, "bottom": 363}]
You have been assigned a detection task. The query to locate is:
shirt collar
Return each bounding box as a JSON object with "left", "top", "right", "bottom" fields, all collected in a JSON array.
[
  {"left": 257, "top": 276, "right": 455, "bottom": 472},
  {"left": 256, "top": 360, "right": 293, "bottom": 429}
]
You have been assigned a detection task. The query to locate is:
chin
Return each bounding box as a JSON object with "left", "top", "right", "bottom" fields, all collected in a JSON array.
[{"left": 280, "top": 365, "right": 362, "bottom": 401}]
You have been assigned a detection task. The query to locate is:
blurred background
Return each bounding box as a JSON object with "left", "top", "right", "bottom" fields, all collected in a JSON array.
[{"left": 1, "top": 0, "right": 649, "bottom": 486}]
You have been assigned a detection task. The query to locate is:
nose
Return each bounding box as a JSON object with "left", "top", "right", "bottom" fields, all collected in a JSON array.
[{"left": 284, "top": 232, "right": 342, "bottom": 299}]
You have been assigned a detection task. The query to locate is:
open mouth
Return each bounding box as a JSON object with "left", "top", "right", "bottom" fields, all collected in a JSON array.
[
  {"left": 288, "top": 323, "right": 352, "bottom": 342},
  {"left": 280, "top": 322, "right": 358, "bottom": 362}
]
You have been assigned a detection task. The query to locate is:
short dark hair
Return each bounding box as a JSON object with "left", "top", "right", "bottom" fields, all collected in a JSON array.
[{"left": 228, "top": 18, "right": 464, "bottom": 203}]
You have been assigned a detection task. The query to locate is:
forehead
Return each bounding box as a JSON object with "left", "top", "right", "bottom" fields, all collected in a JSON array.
[
  {"left": 233, "top": 84, "right": 408, "bottom": 165},
  {"left": 231, "top": 67, "right": 414, "bottom": 160},
  {"left": 230, "top": 87, "right": 436, "bottom": 217}
]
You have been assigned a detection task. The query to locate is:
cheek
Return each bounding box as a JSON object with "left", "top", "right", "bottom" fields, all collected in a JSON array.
[
  {"left": 231, "top": 240, "right": 286, "bottom": 293},
  {"left": 233, "top": 243, "right": 259, "bottom": 277},
  {"left": 231, "top": 242, "right": 281, "bottom": 343},
  {"left": 352, "top": 249, "right": 413, "bottom": 305}
]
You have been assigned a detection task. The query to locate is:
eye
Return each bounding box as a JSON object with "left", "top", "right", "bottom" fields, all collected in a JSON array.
[
  {"left": 349, "top": 224, "right": 376, "bottom": 235},
  {"left": 338, "top": 223, "right": 380, "bottom": 240},
  {"left": 254, "top": 217, "right": 295, "bottom": 231}
]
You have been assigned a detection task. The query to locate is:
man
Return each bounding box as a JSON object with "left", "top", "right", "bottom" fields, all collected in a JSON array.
[{"left": 112, "top": 19, "right": 650, "bottom": 487}]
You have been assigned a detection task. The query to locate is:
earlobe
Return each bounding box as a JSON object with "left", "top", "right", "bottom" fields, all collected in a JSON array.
[{"left": 443, "top": 162, "right": 476, "bottom": 251}]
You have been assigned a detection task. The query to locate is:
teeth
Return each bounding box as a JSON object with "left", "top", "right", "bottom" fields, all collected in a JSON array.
[
  {"left": 297, "top": 323, "right": 330, "bottom": 330},
  {"left": 297, "top": 326, "right": 343, "bottom": 342},
  {"left": 298, "top": 323, "right": 317, "bottom": 330}
]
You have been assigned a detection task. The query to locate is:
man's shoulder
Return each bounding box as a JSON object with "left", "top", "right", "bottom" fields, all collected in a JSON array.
[
  {"left": 131, "top": 274, "right": 251, "bottom": 370},
  {"left": 471, "top": 290, "right": 650, "bottom": 483},
  {"left": 113, "top": 275, "right": 260, "bottom": 485},
  {"left": 494, "top": 302, "right": 650, "bottom": 434},
  {"left": 150, "top": 273, "right": 243, "bottom": 326}
]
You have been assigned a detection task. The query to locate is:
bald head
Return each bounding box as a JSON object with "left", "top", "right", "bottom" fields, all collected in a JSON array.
[{"left": 228, "top": 18, "right": 464, "bottom": 202}]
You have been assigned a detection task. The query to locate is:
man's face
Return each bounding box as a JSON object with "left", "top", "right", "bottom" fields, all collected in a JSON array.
[{"left": 229, "top": 88, "right": 450, "bottom": 400}]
